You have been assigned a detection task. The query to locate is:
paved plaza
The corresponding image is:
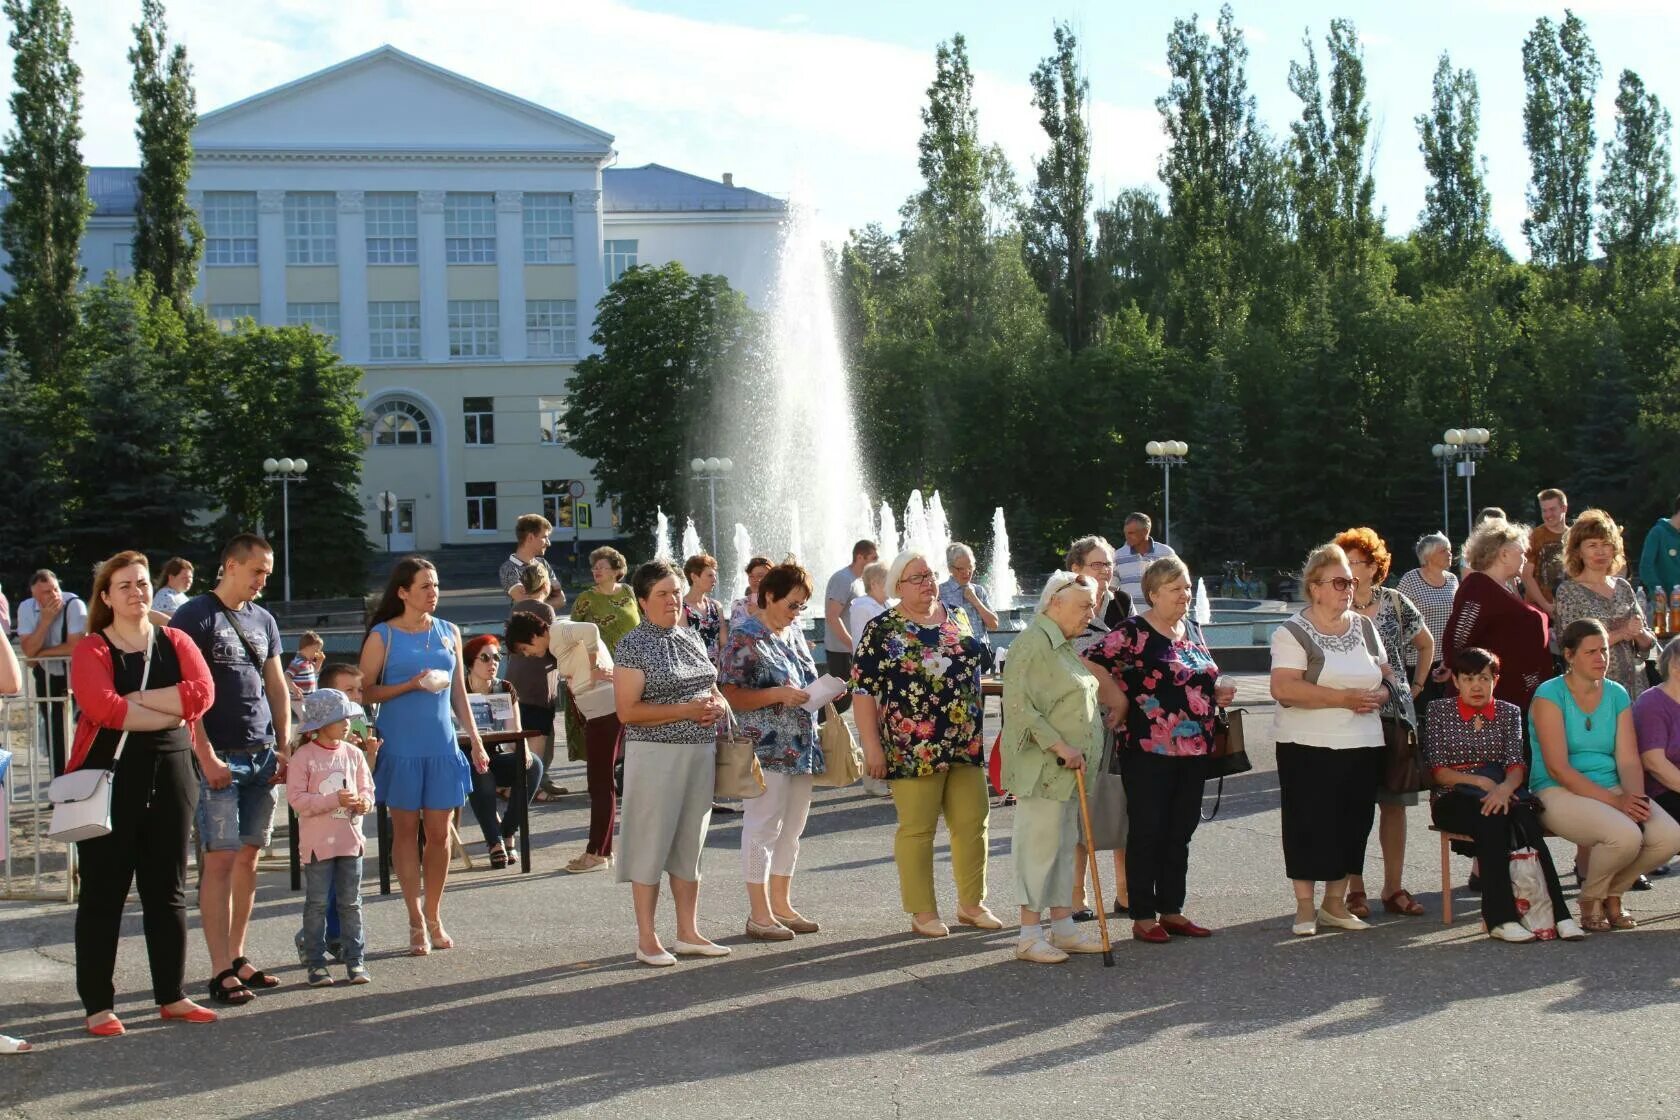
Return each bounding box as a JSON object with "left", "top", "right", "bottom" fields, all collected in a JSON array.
[{"left": 4, "top": 685, "right": 1680, "bottom": 1119}]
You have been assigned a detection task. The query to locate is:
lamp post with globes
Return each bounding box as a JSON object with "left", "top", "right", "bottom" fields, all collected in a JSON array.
[
  {"left": 1437, "top": 427, "right": 1491, "bottom": 539},
  {"left": 1430, "top": 443, "right": 1451, "bottom": 533},
  {"left": 1144, "top": 440, "right": 1189, "bottom": 547},
  {"left": 262, "top": 456, "right": 308, "bottom": 602},
  {"left": 689, "top": 456, "right": 734, "bottom": 557}
]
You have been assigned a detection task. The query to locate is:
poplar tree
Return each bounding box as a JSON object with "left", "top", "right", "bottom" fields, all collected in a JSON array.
[
  {"left": 1024, "top": 22, "right": 1093, "bottom": 352},
  {"left": 1522, "top": 11, "right": 1599, "bottom": 270},
  {"left": 129, "top": 0, "right": 202, "bottom": 313},
  {"left": 1596, "top": 70, "right": 1676, "bottom": 294},
  {"left": 1417, "top": 53, "right": 1494, "bottom": 277}
]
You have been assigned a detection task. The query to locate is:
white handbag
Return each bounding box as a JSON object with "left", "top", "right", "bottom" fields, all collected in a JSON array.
[{"left": 48, "top": 636, "right": 153, "bottom": 843}]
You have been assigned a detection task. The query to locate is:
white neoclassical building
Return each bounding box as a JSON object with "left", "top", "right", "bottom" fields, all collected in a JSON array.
[{"left": 61, "top": 45, "right": 785, "bottom": 552}]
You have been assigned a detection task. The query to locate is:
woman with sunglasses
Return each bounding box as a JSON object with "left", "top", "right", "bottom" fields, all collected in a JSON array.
[
  {"left": 461, "top": 635, "right": 545, "bottom": 869},
  {"left": 717, "top": 561, "right": 823, "bottom": 940},
  {"left": 1442, "top": 518, "right": 1553, "bottom": 715},
  {"left": 852, "top": 549, "right": 997, "bottom": 938},
  {"left": 1269, "top": 542, "right": 1391, "bottom": 937}
]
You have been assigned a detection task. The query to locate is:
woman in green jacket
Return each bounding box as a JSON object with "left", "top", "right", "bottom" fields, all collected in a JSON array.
[{"left": 1002, "top": 572, "right": 1122, "bottom": 964}]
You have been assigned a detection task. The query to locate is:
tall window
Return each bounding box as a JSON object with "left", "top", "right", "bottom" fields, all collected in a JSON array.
[
  {"left": 368, "top": 301, "right": 421, "bottom": 360},
  {"left": 542, "top": 480, "right": 574, "bottom": 528},
  {"left": 284, "top": 192, "right": 337, "bottom": 264},
  {"left": 203, "top": 191, "right": 257, "bottom": 265},
  {"left": 448, "top": 300, "right": 499, "bottom": 358},
  {"left": 523, "top": 193, "right": 574, "bottom": 262},
  {"left": 526, "top": 299, "right": 577, "bottom": 358},
  {"left": 365, "top": 192, "right": 418, "bottom": 264},
  {"left": 444, "top": 192, "right": 496, "bottom": 263},
  {"left": 368, "top": 399, "right": 432, "bottom": 446},
  {"left": 603, "top": 239, "right": 639, "bottom": 286},
  {"left": 538, "top": 395, "right": 567, "bottom": 446},
  {"left": 208, "top": 303, "right": 259, "bottom": 333},
  {"left": 463, "top": 396, "right": 494, "bottom": 445},
  {"left": 466, "top": 481, "right": 498, "bottom": 531},
  {"left": 286, "top": 302, "right": 340, "bottom": 349}
]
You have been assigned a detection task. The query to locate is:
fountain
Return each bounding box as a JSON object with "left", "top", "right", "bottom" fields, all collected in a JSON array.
[
  {"left": 903, "top": 490, "right": 935, "bottom": 578},
  {"left": 856, "top": 492, "right": 878, "bottom": 551},
  {"left": 927, "top": 492, "right": 952, "bottom": 581},
  {"left": 729, "top": 522, "right": 755, "bottom": 607},
  {"left": 987, "top": 507, "right": 1019, "bottom": 612},
  {"left": 878, "top": 500, "right": 900, "bottom": 558},
  {"left": 787, "top": 501, "right": 805, "bottom": 566},
  {"left": 653, "top": 508, "right": 674, "bottom": 564},
  {"left": 679, "top": 517, "right": 703, "bottom": 565},
  {"left": 1193, "top": 578, "right": 1213, "bottom": 626}
]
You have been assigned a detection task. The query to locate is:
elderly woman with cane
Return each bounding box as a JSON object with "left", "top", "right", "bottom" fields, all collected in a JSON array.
[{"left": 1002, "top": 572, "right": 1119, "bottom": 962}]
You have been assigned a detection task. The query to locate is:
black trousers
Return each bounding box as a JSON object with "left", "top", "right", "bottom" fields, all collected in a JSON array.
[
  {"left": 1655, "top": 791, "right": 1680, "bottom": 827},
  {"left": 74, "top": 747, "right": 197, "bottom": 1014},
  {"left": 1277, "top": 743, "right": 1381, "bottom": 882},
  {"left": 825, "top": 651, "right": 853, "bottom": 715},
  {"left": 1432, "top": 793, "right": 1571, "bottom": 926},
  {"left": 1119, "top": 750, "right": 1207, "bottom": 920},
  {"left": 33, "top": 665, "right": 69, "bottom": 776}
]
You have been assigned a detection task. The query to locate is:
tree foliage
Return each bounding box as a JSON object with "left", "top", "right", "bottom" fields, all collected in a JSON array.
[
  {"left": 1024, "top": 22, "right": 1094, "bottom": 352},
  {"left": 129, "top": 0, "right": 201, "bottom": 313},
  {"left": 1522, "top": 11, "right": 1600, "bottom": 271},
  {"left": 1417, "top": 53, "right": 1495, "bottom": 280}
]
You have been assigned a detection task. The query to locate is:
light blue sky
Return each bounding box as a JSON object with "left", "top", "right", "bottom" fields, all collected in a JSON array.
[{"left": 9, "top": 0, "right": 1675, "bottom": 255}]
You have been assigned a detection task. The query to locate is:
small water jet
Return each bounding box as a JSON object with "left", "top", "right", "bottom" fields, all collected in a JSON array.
[{"left": 987, "top": 507, "right": 1019, "bottom": 611}]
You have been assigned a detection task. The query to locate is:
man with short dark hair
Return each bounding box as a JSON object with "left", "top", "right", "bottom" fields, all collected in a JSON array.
[
  {"left": 1114, "top": 513, "right": 1176, "bottom": 609},
  {"left": 170, "top": 534, "right": 292, "bottom": 1004},
  {"left": 17, "top": 569, "right": 86, "bottom": 774},
  {"left": 499, "top": 513, "right": 566, "bottom": 610},
  {"left": 823, "top": 539, "right": 878, "bottom": 714},
  {"left": 1523, "top": 488, "right": 1570, "bottom": 616},
  {"left": 1640, "top": 492, "right": 1680, "bottom": 595}
]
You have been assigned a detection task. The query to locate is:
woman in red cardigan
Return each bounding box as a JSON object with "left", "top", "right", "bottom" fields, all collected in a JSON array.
[
  {"left": 69, "top": 551, "right": 217, "bottom": 1037},
  {"left": 1443, "top": 519, "right": 1553, "bottom": 713}
]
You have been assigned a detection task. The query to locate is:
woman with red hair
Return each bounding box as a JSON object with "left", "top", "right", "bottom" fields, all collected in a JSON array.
[
  {"left": 1335, "top": 527, "right": 1434, "bottom": 918},
  {"left": 461, "top": 633, "right": 545, "bottom": 868}
]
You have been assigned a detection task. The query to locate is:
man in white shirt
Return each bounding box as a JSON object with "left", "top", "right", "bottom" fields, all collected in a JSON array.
[
  {"left": 17, "top": 569, "right": 87, "bottom": 774},
  {"left": 1114, "top": 513, "right": 1177, "bottom": 609},
  {"left": 822, "top": 539, "right": 878, "bottom": 715}
]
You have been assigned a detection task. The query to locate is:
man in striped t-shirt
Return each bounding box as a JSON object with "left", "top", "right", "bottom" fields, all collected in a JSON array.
[{"left": 1114, "top": 513, "right": 1176, "bottom": 610}]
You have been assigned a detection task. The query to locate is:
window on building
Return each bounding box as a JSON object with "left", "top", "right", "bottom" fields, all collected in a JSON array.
[
  {"left": 523, "top": 193, "right": 574, "bottom": 262},
  {"left": 526, "top": 299, "right": 577, "bottom": 358},
  {"left": 368, "top": 300, "right": 421, "bottom": 360},
  {"left": 466, "top": 481, "right": 498, "bottom": 532},
  {"left": 203, "top": 191, "right": 258, "bottom": 265},
  {"left": 286, "top": 302, "right": 340, "bottom": 350},
  {"left": 368, "top": 399, "right": 432, "bottom": 446},
  {"left": 538, "top": 395, "right": 567, "bottom": 445},
  {"left": 448, "top": 299, "right": 499, "bottom": 358},
  {"left": 365, "top": 192, "right": 419, "bottom": 264},
  {"left": 208, "top": 303, "right": 259, "bottom": 333},
  {"left": 284, "top": 192, "right": 337, "bottom": 265},
  {"left": 114, "top": 243, "right": 133, "bottom": 270},
  {"left": 603, "top": 239, "right": 639, "bottom": 286},
  {"left": 444, "top": 192, "right": 496, "bottom": 263},
  {"left": 464, "top": 396, "right": 495, "bottom": 446},
  {"left": 542, "top": 479, "right": 574, "bottom": 529}
]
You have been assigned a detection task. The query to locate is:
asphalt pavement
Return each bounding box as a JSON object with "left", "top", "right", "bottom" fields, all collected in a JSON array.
[{"left": 4, "top": 685, "right": 1680, "bottom": 1119}]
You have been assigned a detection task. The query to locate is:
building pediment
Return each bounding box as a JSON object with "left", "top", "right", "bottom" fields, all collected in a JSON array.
[{"left": 193, "top": 45, "right": 614, "bottom": 161}]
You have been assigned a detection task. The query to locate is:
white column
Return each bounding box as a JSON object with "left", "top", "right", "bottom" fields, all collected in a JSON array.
[
  {"left": 573, "top": 187, "right": 605, "bottom": 357},
  {"left": 257, "top": 189, "right": 286, "bottom": 325},
  {"left": 336, "top": 190, "right": 369, "bottom": 363},
  {"left": 495, "top": 189, "right": 527, "bottom": 361},
  {"left": 418, "top": 189, "right": 448, "bottom": 362}
]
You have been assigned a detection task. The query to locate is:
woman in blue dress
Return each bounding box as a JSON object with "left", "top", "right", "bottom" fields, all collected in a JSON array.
[{"left": 359, "top": 557, "right": 488, "bottom": 955}]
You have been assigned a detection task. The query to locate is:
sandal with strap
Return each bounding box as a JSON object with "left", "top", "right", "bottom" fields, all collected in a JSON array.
[
  {"left": 1606, "top": 896, "right": 1637, "bottom": 930},
  {"left": 488, "top": 845, "right": 509, "bottom": 870},
  {"left": 408, "top": 925, "right": 431, "bottom": 956},
  {"left": 208, "top": 969, "right": 254, "bottom": 1005},
  {"left": 426, "top": 920, "right": 455, "bottom": 950},
  {"left": 1382, "top": 889, "right": 1426, "bottom": 917},
  {"left": 1345, "top": 891, "right": 1371, "bottom": 919},
  {"left": 1578, "top": 900, "right": 1612, "bottom": 933},
  {"left": 231, "top": 956, "right": 280, "bottom": 989}
]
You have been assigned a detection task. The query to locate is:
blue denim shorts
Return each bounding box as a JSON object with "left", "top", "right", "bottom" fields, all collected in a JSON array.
[{"left": 196, "top": 745, "right": 280, "bottom": 851}]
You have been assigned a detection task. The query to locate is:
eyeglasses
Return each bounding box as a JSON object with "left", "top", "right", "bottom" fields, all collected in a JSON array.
[
  {"left": 476, "top": 651, "right": 501, "bottom": 664},
  {"left": 898, "top": 571, "right": 936, "bottom": 587},
  {"left": 1046, "top": 576, "right": 1089, "bottom": 599},
  {"left": 1084, "top": 561, "right": 1115, "bottom": 571},
  {"left": 784, "top": 598, "right": 810, "bottom": 613},
  {"left": 1315, "top": 577, "right": 1357, "bottom": 593}
]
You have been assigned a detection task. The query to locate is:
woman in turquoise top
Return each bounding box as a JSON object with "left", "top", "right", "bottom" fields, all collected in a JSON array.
[
  {"left": 1530, "top": 618, "right": 1680, "bottom": 931},
  {"left": 359, "top": 557, "right": 489, "bottom": 956}
]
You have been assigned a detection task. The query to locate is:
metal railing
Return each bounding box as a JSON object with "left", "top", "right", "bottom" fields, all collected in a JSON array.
[{"left": 2, "top": 650, "right": 76, "bottom": 901}]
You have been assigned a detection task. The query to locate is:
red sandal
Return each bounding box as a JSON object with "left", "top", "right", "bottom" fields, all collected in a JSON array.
[{"left": 1382, "top": 889, "right": 1426, "bottom": 916}]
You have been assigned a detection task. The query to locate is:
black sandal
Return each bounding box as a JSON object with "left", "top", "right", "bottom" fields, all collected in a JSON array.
[
  {"left": 231, "top": 956, "right": 280, "bottom": 989},
  {"left": 209, "top": 969, "right": 254, "bottom": 1005},
  {"left": 489, "top": 846, "right": 509, "bottom": 869}
]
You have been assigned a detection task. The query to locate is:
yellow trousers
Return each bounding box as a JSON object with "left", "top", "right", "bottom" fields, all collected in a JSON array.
[{"left": 889, "top": 764, "right": 989, "bottom": 914}]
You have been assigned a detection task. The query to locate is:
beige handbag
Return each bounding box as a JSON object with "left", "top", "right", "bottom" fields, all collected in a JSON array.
[
  {"left": 813, "top": 704, "right": 863, "bottom": 787},
  {"left": 714, "top": 718, "right": 767, "bottom": 799}
]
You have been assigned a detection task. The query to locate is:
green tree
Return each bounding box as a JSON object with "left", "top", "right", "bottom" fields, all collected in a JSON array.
[
  {"left": 1416, "top": 53, "right": 1494, "bottom": 279},
  {"left": 1091, "top": 187, "right": 1169, "bottom": 322},
  {"left": 128, "top": 0, "right": 201, "bottom": 313},
  {"left": 0, "top": 347, "right": 67, "bottom": 587},
  {"left": 1522, "top": 11, "right": 1600, "bottom": 271},
  {"left": 562, "top": 263, "right": 760, "bottom": 542},
  {"left": 0, "top": 0, "right": 91, "bottom": 386},
  {"left": 1597, "top": 69, "right": 1676, "bottom": 296},
  {"left": 277, "top": 346, "right": 372, "bottom": 597},
  {"left": 1024, "top": 21, "right": 1094, "bottom": 351}
]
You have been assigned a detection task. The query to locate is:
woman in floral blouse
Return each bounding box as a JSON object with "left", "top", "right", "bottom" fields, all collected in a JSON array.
[
  {"left": 1423, "top": 646, "right": 1581, "bottom": 942},
  {"left": 1088, "top": 556, "right": 1234, "bottom": 942},
  {"left": 852, "top": 549, "right": 997, "bottom": 938},
  {"left": 718, "top": 562, "right": 822, "bottom": 941},
  {"left": 682, "top": 553, "right": 727, "bottom": 662}
]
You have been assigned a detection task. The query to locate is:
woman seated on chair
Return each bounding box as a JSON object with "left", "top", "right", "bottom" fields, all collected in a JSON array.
[
  {"left": 460, "top": 635, "right": 544, "bottom": 869},
  {"left": 1423, "top": 646, "right": 1580, "bottom": 942}
]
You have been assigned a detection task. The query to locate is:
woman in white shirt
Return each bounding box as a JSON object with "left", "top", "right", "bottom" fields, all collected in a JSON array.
[
  {"left": 1269, "top": 542, "right": 1391, "bottom": 937},
  {"left": 846, "top": 561, "right": 890, "bottom": 651}
]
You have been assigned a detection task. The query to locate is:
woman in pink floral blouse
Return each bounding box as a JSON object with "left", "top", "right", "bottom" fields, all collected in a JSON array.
[{"left": 1087, "top": 556, "right": 1234, "bottom": 942}]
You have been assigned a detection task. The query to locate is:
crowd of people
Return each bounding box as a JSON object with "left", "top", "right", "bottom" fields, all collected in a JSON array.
[{"left": 6, "top": 488, "right": 1680, "bottom": 1047}]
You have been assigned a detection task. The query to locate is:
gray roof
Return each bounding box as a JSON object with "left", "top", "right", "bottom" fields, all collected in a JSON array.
[{"left": 38, "top": 163, "right": 782, "bottom": 219}]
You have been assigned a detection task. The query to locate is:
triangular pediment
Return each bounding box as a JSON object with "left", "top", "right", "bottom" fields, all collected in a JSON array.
[{"left": 194, "top": 45, "right": 614, "bottom": 155}]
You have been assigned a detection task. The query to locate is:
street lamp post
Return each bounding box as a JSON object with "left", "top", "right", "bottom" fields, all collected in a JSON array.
[
  {"left": 1144, "top": 440, "right": 1189, "bottom": 547},
  {"left": 1431, "top": 444, "right": 1451, "bottom": 532},
  {"left": 1441, "top": 427, "right": 1491, "bottom": 539},
  {"left": 689, "top": 456, "right": 734, "bottom": 557},
  {"left": 262, "top": 456, "right": 309, "bottom": 602}
]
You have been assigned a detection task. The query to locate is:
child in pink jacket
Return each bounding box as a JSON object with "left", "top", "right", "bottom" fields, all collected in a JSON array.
[{"left": 288, "top": 689, "right": 375, "bottom": 986}]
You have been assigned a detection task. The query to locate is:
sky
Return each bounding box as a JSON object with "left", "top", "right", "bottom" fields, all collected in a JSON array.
[{"left": 4, "top": 0, "right": 1676, "bottom": 254}]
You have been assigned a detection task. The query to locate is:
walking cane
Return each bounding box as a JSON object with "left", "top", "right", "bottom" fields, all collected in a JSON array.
[{"left": 1069, "top": 762, "right": 1115, "bottom": 967}]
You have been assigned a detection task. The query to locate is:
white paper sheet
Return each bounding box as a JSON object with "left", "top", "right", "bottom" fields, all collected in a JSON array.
[{"left": 799, "top": 674, "right": 849, "bottom": 713}]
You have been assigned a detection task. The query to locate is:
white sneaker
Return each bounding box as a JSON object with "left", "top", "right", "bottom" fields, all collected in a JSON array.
[
  {"left": 1489, "top": 921, "right": 1537, "bottom": 943},
  {"left": 1050, "top": 927, "right": 1108, "bottom": 954},
  {"left": 1316, "top": 908, "right": 1372, "bottom": 931},
  {"left": 1555, "top": 918, "right": 1587, "bottom": 941},
  {"left": 862, "top": 776, "right": 893, "bottom": 797},
  {"left": 1014, "top": 938, "right": 1069, "bottom": 964}
]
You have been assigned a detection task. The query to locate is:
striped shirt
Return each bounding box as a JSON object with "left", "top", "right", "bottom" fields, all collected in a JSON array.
[
  {"left": 1396, "top": 568, "right": 1459, "bottom": 667},
  {"left": 1114, "top": 540, "right": 1177, "bottom": 608}
]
